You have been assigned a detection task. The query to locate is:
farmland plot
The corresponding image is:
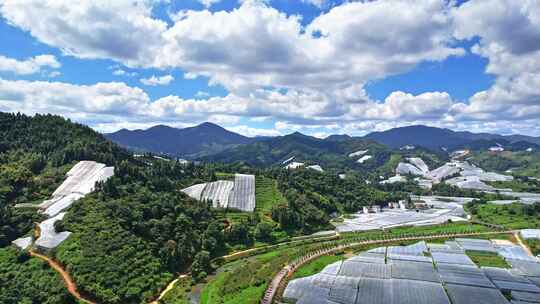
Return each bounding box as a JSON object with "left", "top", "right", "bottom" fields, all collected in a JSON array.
[
  {"left": 41, "top": 161, "right": 114, "bottom": 216},
  {"left": 229, "top": 174, "right": 256, "bottom": 212},
  {"left": 181, "top": 173, "right": 256, "bottom": 212},
  {"left": 35, "top": 212, "right": 71, "bottom": 250},
  {"left": 285, "top": 238, "right": 540, "bottom": 304},
  {"left": 12, "top": 161, "right": 114, "bottom": 250},
  {"left": 201, "top": 180, "right": 234, "bottom": 208}
]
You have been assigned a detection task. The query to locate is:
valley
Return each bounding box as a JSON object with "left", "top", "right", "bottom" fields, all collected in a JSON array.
[{"left": 2, "top": 112, "right": 540, "bottom": 304}]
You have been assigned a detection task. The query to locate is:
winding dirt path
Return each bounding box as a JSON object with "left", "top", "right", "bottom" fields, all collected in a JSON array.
[
  {"left": 514, "top": 231, "right": 534, "bottom": 257},
  {"left": 149, "top": 274, "right": 189, "bottom": 304},
  {"left": 29, "top": 250, "right": 96, "bottom": 304}
]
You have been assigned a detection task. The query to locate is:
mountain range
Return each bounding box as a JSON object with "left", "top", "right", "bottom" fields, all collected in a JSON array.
[
  {"left": 105, "top": 123, "right": 540, "bottom": 159},
  {"left": 105, "top": 122, "right": 253, "bottom": 158}
]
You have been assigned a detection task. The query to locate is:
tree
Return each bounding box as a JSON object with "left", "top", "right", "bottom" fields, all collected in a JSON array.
[
  {"left": 255, "top": 222, "right": 273, "bottom": 242},
  {"left": 191, "top": 251, "right": 211, "bottom": 282}
]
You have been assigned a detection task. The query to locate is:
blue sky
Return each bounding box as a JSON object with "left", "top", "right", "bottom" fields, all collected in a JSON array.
[{"left": 0, "top": 0, "right": 539, "bottom": 137}]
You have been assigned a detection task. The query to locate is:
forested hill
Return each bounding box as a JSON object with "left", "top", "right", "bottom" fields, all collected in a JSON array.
[
  {"left": 0, "top": 112, "right": 129, "bottom": 165},
  {"left": 105, "top": 122, "right": 254, "bottom": 157},
  {"left": 200, "top": 131, "right": 391, "bottom": 170},
  {"left": 0, "top": 112, "right": 130, "bottom": 246},
  {"left": 0, "top": 112, "right": 224, "bottom": 303},
  {"left": 364, "top": 125, "right": 540, "bottom": 150}
]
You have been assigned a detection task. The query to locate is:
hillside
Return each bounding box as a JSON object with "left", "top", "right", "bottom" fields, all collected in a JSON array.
[
  {"left": 200, "top": 132, "right": 391, "bottom": 170},
  {"left": 105, "top": 122, "right": 254, "bottom": 158},
  {"left": 0, "top": 113, "right": 237, "bottom": 303},
  {"left": 365, "top": 125, "right": 540, "bottom": 150}
]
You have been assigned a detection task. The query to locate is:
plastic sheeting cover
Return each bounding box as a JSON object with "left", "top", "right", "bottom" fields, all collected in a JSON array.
[
  {"left": 432, "top": 252, "right": 476, "bottom": 266},
  {"left": 35, "top": 212, "right": 71, "bottom": 249},
  {"left": 12, "top": 237, "right": 32, "bottom": 250},
  {"left": 201, "top": 180, "right": 234, "bottom": 208},
  {"left": 391, "top": 279, "right": 450, "bottom": 304},
  {"left": 229, "top": 174, "right": 256, "bottom": 212},
  {"left": 445, "top": 284, "right": 510, "bottom": 304}
]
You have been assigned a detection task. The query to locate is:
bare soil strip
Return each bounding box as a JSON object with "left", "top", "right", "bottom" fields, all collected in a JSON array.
[{"left": 29, "top": 250, "right": 97, "bottom": 304}]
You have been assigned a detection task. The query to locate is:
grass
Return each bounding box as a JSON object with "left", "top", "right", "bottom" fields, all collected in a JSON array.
[
  {"left": 487, "top": 180, "right": 540, "bottom": 193},
  {"left": 159, "top": 276, "right": 192, "bottom": 304},
  {"left": 200, "top": 248, "right": 301, "bottom": 304},
  {"left": 216, "top": 172, "right": 235, "bottom": 180},
  {"left": 201, "top": 239, "right": 339, "bottom": 304},
  {"left": 466, "top": 250, "right": 510, "bottom": 268},
  {"left": 473, "top": 203, "right": 540, "bottom": 229},
  {"left": 291, "top": 254, "right": 344, "bottom": 279},
  {"left": 255, "top": 176, "right": 287, "bottom": 215}
]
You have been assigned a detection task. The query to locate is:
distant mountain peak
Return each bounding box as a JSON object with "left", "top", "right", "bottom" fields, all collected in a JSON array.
[
  {"left": 365, "top": 124, "right": 540, "bottom": 150},
  {"left": 105, "top": 122, "right": 253, "bottom": 157}
]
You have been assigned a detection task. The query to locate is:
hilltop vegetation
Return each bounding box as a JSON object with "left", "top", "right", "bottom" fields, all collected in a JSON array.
[
  {"left": 0, "top": 112, "right": 128, "bottom": 246},
  {"left": 0, "top": 113, "right": 252, "bottom": 303},
  {"left": 270, "top": 168, "right": 392, "bottom": 234},
  {"left": 470, "top": 150, "right": 540, "bottom": 178},
  {"left": 202, "top": 132, "right": 389, "bottom": 171}
]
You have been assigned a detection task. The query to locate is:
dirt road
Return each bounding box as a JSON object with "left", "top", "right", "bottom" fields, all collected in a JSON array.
[{"left": 29, "top": 250, "right": 96, "bottom": 304}]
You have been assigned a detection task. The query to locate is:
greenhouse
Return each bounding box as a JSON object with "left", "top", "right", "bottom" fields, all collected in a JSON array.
[
  {"left": 181, "top": 173, "right": 256, "bottom": 212},
  {"left": 284, "top": 239, "right": 540, "bottom": 304}
]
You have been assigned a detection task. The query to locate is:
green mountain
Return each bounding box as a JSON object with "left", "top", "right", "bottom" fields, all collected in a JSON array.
[
  {"left": 105, "top": 122, "right": 254, "bottom": 158},
  {"left": 364, "top": 125, "right": 540, "bottom": 151},
  {"left": 200, "top": 131, "right": 387, "bottom": 169},
  {"left": 0, "top": 112, "right": 225, "bottom": 303}
]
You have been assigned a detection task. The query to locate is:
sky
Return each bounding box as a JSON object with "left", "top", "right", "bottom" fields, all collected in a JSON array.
[{"left": 0, "top": 0, "right": 539, "bottom": 137}]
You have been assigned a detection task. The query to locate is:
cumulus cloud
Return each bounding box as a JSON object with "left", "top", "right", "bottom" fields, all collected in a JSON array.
[
  {"left": 0, "top": 1, "right": 167, "bottom": 66},
  {"left": 0, "top": 0, "right": 463, "bottom": 94},
  {"left": 0, "top": 54, "right": 60, "bottom": 75},
  {"left": 140, "top": 74, "right": 174, "bottom": 86},
  {"left": 1, "top": 0, "right": 540, "bottom": 135},
  {"left": 450, "top": 0, "right": 540, "bottom": 123}
]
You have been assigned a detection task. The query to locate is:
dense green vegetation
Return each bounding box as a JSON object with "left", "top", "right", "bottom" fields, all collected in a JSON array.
[
  {"left": 270, "top": 168, "right": 392, "bottom": 234},
  {"left": 200, "top": 242, "right": 327, "bottom": 304},
  {"left": 0, "top": 112, "right": 129, "bottom": 247},
  {"left": 202, "top": 132, "right": 391, "bottom": 171},
  {"left": 255, "top": 176, "right": 286, "bottom": 215},
  {"left": 0, "top": 113, "right": 242, "bottom": 303},
  {"left": 0, "top": 247, "right": 75, "bottom": 304},
  {"left": 466, "top": 250, "right": 509, "bottom": 268},
  {"left": 487, "top": 176, "right": 540, "bottom": 193},
  {"left": 467, "top": 200, "right": 540, "bottom": 229},
  {"left": 470, "top": 150, "right": 540, "bottom": 178}
]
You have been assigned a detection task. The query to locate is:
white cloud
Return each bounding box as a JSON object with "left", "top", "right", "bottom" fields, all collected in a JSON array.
[
  {"left": 113, "top": 69, "right": 137, "bottom": 77},
  {"left": 0, "top": 54, "right": 60, "bottom": 75},
  {"left": 1, "top": 0, "right": 540, "bottom": 135},
  {"left": 195, "top": 91, "right": 210, "bottom": 98},
  {"left": 197, "top": 0, "right": 222, "bottom": 8},
  {"left": 0, "top": 1, "right": 167, "bottom": 66},
  {"left": 450, "top": 0, "right": 540, "bottom": 123},
  {"left": 225, "top": 125, "right": 280, "bottom": 137},
  {"left": 140, "top": 74, "right": 174, "bottom": 86},
  {"left": 1, "top": 77, "right": 540, "bottom": 136},
  {"left": 301, "top": 0, "right": 328, "bottom": 8},
  {"left": 1, "top": 0, "right": 463, "bottom": 94}
]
